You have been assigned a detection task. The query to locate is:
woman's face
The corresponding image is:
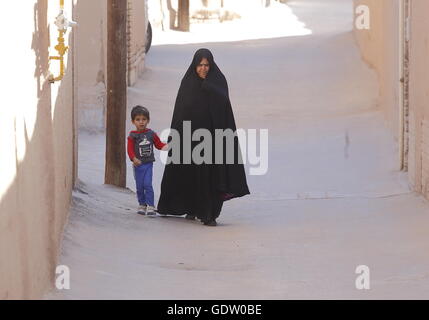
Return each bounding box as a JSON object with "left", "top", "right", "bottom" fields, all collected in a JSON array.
[{"left": 196, "top": 58, "right": 210, "bottom": 79}]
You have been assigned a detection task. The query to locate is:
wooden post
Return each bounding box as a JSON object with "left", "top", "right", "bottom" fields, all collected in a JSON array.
[
  {"left": 178, "top": 0, "right": 190, "bottom": 32},
  {"left": 105, "top": 0, "right": 127, "bottom": 187}
]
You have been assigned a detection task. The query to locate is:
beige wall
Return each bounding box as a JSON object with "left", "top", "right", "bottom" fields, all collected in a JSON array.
[
  {"left": 353, "top": 0, "right": 401, "bottom": 140},
  {"left": 0, "top": 0, "right": 76, "bottom": 299},
  {"left": 74, "top": 0, "right": 108, "bottom": 131},
  {"left": 354, "top": 0, "right": 429, "bottom": 200},
  {"left": 0, "top": 0, "right": 149, "bottom": 299},
  {"left": 128, "top": 0, "right": 149, "bottom": 86},
  {"left": 76, "top": 0, "right": 147, "bottom": 131},
  {"left": 408, "top": 0, "right": 429, "bottom": 197}
]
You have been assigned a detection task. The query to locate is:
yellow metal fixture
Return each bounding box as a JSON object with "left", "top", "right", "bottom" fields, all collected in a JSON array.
[
  {"left": 49, "top": 0, "right": 76, "bottom": 83},
  {"left": 49, "top": 30, "right": 68, "bottom": 83}
]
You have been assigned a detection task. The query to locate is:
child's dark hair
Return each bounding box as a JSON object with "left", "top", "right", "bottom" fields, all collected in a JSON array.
[{"left": 131, "top": 105, "right": 150, "bottom": 121}]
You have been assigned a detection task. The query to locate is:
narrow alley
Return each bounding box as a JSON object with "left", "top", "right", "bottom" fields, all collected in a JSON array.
[{"left": 46, "top": 0, "right": 429, "bottom": 299}]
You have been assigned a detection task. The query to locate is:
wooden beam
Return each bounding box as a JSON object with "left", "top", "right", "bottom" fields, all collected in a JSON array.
[
  {"left": 105, "top": 0, "right": 127, "bottom": 187},
  {"left": 178, "top": 0, "right": 190, "bottom": 32}
]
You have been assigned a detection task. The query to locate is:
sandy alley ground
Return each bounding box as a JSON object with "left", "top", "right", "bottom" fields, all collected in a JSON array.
[{"left": 46, "top": 0, "right": 429, "bottom": 299}]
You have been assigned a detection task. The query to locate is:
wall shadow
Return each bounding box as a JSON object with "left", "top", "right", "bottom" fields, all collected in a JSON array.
[{"left": 0, "top": 0, "right": 75, "bottom": 299}]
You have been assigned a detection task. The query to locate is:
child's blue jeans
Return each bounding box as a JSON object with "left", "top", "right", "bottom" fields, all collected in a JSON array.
[{"left": 134, "top": 162, "right": 154, "bottom": 207}]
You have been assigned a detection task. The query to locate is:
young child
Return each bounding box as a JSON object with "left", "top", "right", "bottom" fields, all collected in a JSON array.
[{"left": 127, "top": 105, "right": 168, "bottom": 216}]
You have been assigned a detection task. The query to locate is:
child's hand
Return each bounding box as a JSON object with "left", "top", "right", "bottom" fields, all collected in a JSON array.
[
  {"left": 161, "top": 144, "right": 169, "bottom": 151},
  {"left": 132, "top": 157, "right": 142, "bottom": 167}
]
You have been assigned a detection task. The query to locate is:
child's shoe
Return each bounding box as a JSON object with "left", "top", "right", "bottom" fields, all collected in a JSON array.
[
  {"left": 146, "top": 205, "right": 157, "bottom": 217},
  {"left": 137, "top": 205, "right": 147, "bottom": 215}
]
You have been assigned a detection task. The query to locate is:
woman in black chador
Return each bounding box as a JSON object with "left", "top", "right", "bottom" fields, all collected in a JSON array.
[{"left": 157, "top": 48, "right": 250, "bottom": 226}]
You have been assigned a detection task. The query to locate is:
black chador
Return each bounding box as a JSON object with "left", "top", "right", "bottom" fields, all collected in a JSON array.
[{"left": 157, "top": 48, "right": 250, "bottom": 223}]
